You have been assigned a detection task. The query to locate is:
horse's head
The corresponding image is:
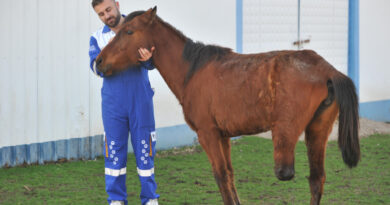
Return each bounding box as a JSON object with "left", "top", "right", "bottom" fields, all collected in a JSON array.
[{"left": 96, "top": 7, "right": 157, "bottom": 76}]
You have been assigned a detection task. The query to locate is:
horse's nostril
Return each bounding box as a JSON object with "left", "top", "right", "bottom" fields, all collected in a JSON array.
[{"left": 96, "top": 57, "right": 103, "bottom": 67}]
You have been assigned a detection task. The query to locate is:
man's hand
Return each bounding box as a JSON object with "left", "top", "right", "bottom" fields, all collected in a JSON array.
[{"left": 138, "top": 47, "right": 155, "bottom": 62}]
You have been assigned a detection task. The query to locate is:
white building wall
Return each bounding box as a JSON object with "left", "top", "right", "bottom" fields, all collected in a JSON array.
[
  {"left": 242, "top": 0, "right": 349, "bottom": 74},
  {"left": 359, "top": 0, "right": 390, "bottom": 102},
  {"left": 0, "top": 0, "right": 40, "bottom": 147},
  {"left": 300, "top": 0, "right": 349, "bottom": 74},
  {"left": 243, "top": 0, "right": 298, "bottom": 53}
]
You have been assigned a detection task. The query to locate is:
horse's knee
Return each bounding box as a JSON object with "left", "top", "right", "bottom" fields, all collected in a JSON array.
[{"left": 274, "top": 164, "right": 295, "bottom": 181}]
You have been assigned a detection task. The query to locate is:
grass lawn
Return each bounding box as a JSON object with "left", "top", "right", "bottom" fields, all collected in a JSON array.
[{"left": 0, "top": 134, "right": 389, "bottom": 205}]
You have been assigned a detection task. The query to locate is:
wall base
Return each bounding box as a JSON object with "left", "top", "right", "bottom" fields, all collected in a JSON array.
[
  {"left": 0, "top": 124, "right": 197, "bottom": 168},
  {"left": 360, "top": 99, "right": 390, "bottom": 122}
]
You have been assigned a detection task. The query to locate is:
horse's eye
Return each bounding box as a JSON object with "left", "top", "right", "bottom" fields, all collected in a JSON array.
[{"left": 127, "top": 30, "right": 133, "bottom": 35}]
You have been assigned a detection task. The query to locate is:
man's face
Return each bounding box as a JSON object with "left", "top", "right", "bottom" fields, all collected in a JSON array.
[{"left": 94, "top": 0, "right": 121, "bottom": 28}]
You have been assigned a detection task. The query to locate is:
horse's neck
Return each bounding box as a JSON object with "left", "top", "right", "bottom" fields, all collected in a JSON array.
[{"left": 151, "top": 23, "right": 188, "bottom": 103}]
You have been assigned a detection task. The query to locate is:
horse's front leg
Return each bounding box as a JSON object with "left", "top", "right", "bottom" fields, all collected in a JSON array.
[
  {"left": 197, "top": 128, "right": 239, "bottom": 205},
  {"left": 221, "top": 137, "right": 240, "bottom": 204}
]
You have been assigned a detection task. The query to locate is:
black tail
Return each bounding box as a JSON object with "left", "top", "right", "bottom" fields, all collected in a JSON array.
[{"left": 331, "top": 74, "right": 360, "bottom": 168}]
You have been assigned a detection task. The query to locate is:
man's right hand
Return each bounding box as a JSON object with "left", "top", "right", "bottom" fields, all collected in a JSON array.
[{"left": 138, "top": 47, "right": 155, "bottom": 62}]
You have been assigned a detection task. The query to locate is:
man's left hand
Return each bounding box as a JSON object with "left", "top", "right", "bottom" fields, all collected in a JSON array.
[{"left": 138, "top": 47, "right": 155, "bottom": 61}]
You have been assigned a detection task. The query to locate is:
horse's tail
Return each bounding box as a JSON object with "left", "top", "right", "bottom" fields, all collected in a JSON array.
[{"left": 331, "top": 73, "right": 360, "bottom": 168}]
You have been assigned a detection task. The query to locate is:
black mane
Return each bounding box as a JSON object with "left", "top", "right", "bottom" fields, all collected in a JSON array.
[
  {"left": 124, "top": 11, "right": 232, "bottom": 82},
  {"left": 183, "top": 40, "right": 231, "bottom": 82},
  {"left": 124, "top": 11, "right": 145, "bottom": 23}
]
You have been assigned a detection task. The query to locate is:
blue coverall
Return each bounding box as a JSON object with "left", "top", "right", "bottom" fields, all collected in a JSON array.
[{"left": 89, "top": 24, "right": 159, "bottom": 205}]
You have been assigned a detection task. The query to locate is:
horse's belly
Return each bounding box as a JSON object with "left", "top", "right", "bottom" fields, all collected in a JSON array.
[{"left": 214, "top": 101, "right": 273, "bottom": 136}]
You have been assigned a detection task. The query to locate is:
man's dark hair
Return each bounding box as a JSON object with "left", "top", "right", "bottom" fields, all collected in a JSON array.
[{"left": 92, "top": 0, "right": 114, "bottom": 8}]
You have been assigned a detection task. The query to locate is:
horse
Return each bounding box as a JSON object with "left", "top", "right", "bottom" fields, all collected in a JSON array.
[{"left": 95, "top": 7, "right": 360, "bottom": 205}]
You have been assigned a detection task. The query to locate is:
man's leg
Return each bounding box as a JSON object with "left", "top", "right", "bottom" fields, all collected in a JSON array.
[
  {"left": 103, "top": 106, "right": 129, "bottom": 205},
  {"left": 130, "top": 127, "right": 159, "bottom": 205}
]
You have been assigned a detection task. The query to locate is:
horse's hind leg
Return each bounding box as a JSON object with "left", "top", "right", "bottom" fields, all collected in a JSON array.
[
  {"left": 197, "top": 128, "right": 239, "bottom": 205},
  {"left": 221, "top": 137, "right": 240, "bottom": 204},
  {"left": 305, "top": 102, "right": 338, "bottom": 205}
]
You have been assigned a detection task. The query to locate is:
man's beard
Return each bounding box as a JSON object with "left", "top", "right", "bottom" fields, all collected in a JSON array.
[{"left": 105, "top": 11, "right": 121, "bottom": 28}]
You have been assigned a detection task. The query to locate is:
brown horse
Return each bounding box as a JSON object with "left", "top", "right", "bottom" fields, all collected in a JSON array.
[{"left": 96, "top": 7, "right": 360, "bottom": 205}]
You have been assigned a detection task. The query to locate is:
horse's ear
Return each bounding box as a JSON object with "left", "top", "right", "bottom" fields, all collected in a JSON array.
[
  {"left": 144, "top": 6, "right": 157, "bottom": 24},
  {"left": 150, "top": 6, "right": 157, "bottom": 23},
  {"left": 152, "top": 6, "right": 157, "bottom": 15}
]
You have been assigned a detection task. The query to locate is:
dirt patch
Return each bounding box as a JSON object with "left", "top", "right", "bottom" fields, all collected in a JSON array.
[
  {"left": 155, "top": 145, "right": 203, "bottom": 158},
  {"left": 255, "top": 118, "right": 390, "bottom": 141}
]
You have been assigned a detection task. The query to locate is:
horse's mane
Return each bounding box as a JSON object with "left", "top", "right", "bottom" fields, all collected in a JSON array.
[
  {"left": 125, "top": 11, "right": 232, "bottom": 82},
  {"left": 183, "top": 40, "right": 231, "bottom": 82},
  {"left": 124, "top": 11, "right": 144, "bottom": 23}
]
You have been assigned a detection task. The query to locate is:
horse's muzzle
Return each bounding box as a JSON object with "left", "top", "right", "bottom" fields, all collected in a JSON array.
[{"left": 95, "top": 57, "right": 113, "bottom": 76}]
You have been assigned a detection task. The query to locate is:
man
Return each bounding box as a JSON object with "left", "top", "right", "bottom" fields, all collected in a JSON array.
[{"left": 89, "top": 0, "right": 159, "bottom": 204}]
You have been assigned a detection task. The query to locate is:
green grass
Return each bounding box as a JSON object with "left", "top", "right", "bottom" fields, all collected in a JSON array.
[{"left": 0, "top": 134, "right": 389, "bottom": 205}]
